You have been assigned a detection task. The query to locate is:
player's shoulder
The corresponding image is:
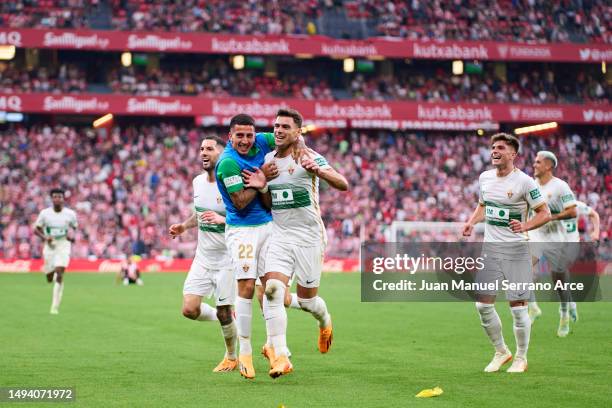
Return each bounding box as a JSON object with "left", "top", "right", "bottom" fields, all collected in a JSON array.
[
  {"left": 193, "top": 173, "right": 207, "bottom": 183},
  {"left": 38, "top": 207, "right": 52, "bottom": 216},
  {"left": 264, "top": 150, "right": 277, "bottom": 163},
  {"left": 552, "top": 176, "right": 571, "bottom": 189},
  {"left": 64, "top": 207, "right": 77, "bottom": 216},
  {"left": 479, "top": 168, "right": 496, "bottom": 180},
  {"left": 514, "top": 168, "right": 534, "bottom": 184}
]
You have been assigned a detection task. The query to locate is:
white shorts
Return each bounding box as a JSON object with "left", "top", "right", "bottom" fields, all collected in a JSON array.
[
  {"left": 43, "top": 240, "right": 71, "bottom": 273},
  {"left": 265, "top": 241, "right": 324, "bottom": 288},
  {"left": 532, "top": 242, "right": 571, "bottom": 274},
  {"left": 475, "top": 253, "right": 532, "bottom": 301},
  {"left": 225, "top": 222, "right": 272, "bottom": 281},
  {"left": 183, "top": 257, "right": 236, "bottom": 306}
]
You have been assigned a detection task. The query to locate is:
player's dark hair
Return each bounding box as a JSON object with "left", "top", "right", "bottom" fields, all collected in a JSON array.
[
  {"left": 202, "top": 135, "right": 226, "bottom": 147},
  {"left": 50, "top": 188, "right": 65, "bottom": 197},
  {"left": 229, "top": 114, "right": 255, "bottom": 130},
  {"left": 490, "top": 133, "right": 520, "bottom": 153},
  {"left": 277, "top": 108, "right": 303, "bottom": 128}
]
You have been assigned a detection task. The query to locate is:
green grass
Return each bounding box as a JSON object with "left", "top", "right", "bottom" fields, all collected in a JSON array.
[{"left": 1, "top": 272, "right": 611, "bottom": 407}]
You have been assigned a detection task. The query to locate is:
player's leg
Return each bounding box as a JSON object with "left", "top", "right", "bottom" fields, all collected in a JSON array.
[
  {"left": 182, "top": 261, "right": 218, "bottom": 321},
  {"left": 212, "top": 268, "right": 238, "bottom": 372},
  {"left": 50, "top": 266, "right": 65, "bottom": 314},
  {"left": 528, "top": 255, "right": 542, "bottom": 322},
  {"left": 225, "top": 225, "right": 261, "bottom": 378},
  {"left": 475, "top": 255, "right": 510, "bottom": 372},
  {"left": 285, "top": 276, "right": 300, "bottom": 309},
  {"left": 505, "top": 256, "right": 532, "bottom": 373},
  {"left": 263, "top": 271, "right": 292, "bottom": 378},
  {"left": 548, "top": 245, "right": 571, "bottom": 337},
  {"left": 50, "top": 242, "right": 70, "bottom": 314},
  {"left": 294, "top": 244, "right": 332, "bottom": 353}
]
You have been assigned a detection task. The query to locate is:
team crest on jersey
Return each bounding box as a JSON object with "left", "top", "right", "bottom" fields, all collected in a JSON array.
[
  {"left": 217, "top": 196, "right": 222, "bottom": 204},
  {"left": 507, "top": 190, "right": 513, "bottom": 199},
  {"left": 288, "top": 165, "right": 295, "bottom": 175},
  {"left": 242, "top": 264, "right": 250, "bottom": 273}
]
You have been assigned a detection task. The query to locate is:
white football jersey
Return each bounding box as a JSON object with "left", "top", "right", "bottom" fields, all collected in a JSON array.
[
  {"left": 530, "top": 177, "right": 576, "bottom": 242},
  {"left": 264, "top": 150, "right": 331, "bottom": 246},
  {"left": 478, "top": 168, "right": 546, "bottom": 243},
  {"left": 35, "top": 207, "right": 78, "bottom": 241},
  {"left": 563, "top": 200, "right": 592, "bottom": 242},
  {"left": 192, "top": 173, "right": 228, "bottom": 268}
]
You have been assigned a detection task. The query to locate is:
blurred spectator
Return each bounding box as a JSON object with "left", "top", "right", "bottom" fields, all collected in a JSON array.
[
  {"left": 1, "top": 1, "right": 609, "bottom": 43},
  {"left": 0, "top": 124, "right": 609, "bottom": 259}
]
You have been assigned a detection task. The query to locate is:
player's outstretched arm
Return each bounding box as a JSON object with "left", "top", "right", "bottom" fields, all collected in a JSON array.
[
  {"left": 462, "top": 204, "right": 485, "bottom": 237},
  {"left": 169, "top": 212, "right": 197, "bottom": 239},
  {"left": 588, "top": 208, "right": 601, "bottom": 241},
  {"left": 509, "top": 203, "right": 551, "bottom": 233},
  {"left": 552, "top": 204, "right": 577, "bottom": 221},
  {"left": 301, "top": 157, "right": 349, "bottom": 191}
]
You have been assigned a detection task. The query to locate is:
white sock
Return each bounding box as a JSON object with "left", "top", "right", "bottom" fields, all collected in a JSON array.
[
  {"left": 298, "top": 296, "right": 331, "bottom": 328},
  {"left": 51, "top": 281, "right": 64, "bottom": 310},
  {"left": 288, "top": 293, "right": 301, "bottom": 310},
  {"left": 235, "top": 296, "right": 253, "bottom": 356},
  {"left": 196, "top": 303, "right": 218, "bottom": 321},
  {"left": 221, "top": 321, "right": 237, "bottom": 360},
  {"left": 475, "top": 302, "right": 507, "bottom": 354},
  {"left": 263, "top": 279, "right": 288, "bottom": 357},
  {"left": 511, "top": 305, "right": 530, "bottom": 359}
]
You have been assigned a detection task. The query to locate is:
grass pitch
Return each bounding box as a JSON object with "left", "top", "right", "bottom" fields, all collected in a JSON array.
[{"left": 1, "top": 272, "right": 611, "bottom": 407}]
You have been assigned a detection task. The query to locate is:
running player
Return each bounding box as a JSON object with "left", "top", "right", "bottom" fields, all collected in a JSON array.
[
  {"left": 168, "top": 136, "right": 238, "bottom": 373},
  {"left": 528, "top": 151, "right": 577, "bottom": 337},
  {"left": 215, "top": 113, "right": 281, "bottom": 379},
  {"left": 561, "top": 199, "right": 601, "bottom": 322},
  {"left": 243, "top": 108, "right": 349, "bottom": 378},
  {"left": 34, "top": 188, "right": 78, "bottom": 315},
  {"left": 462, "top": 133, "right": 550, "bottom": 373}
]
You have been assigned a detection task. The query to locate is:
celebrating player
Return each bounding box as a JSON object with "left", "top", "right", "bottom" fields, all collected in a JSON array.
[
  {"left": 462, "top": 133, "right": 550, "bottom": 373},
  {"left": 34, "top": 188, "right": 78, "bottom": 315},
  {"left": 215, "top": 114, "right": 279, "bottom": 379},
  {"left": 243, "top": 108, "right": 349, "bottom": 378},
  {"left": 168, "top": 136, "right": 238, "bottom": 373},
  {"left": 528, "top": 151, "right": 578, "bottom": 336}
]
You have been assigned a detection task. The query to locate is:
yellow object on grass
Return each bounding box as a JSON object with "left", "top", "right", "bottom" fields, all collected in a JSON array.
[{"left": 415, "top": 386, "right": 443, "bottom": 398}]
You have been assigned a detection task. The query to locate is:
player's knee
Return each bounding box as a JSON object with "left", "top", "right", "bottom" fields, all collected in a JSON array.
[
  {"left": 238, "top": 280, "right": 255, "bottom": 298},
  {"left": 55, "top": 272, "right": 64, "bottom": 283},
  {"left": 216, "top": 306, "right": 232, "bottom": 325},
  {"left": 297, "top": 296, "right": 315, "bottom": 312},
  {"left": 182, "top": 306, "right": 200, "bottom": 320},
  {"left": 264, "top": 279, "right": 284, "bottom": 301},
  {"left": 475, "top": 301, "right": 494, "bottom": 314}
]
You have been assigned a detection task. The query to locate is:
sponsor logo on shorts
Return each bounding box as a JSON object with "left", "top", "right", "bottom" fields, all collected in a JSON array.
[
  {"left": 218, "top": 297, "right": 228, "bottom": 302},
  {"left": 242, "top": 264, "right": 250, "bottom": 273},
  {"left": 306, "top": 279, "right": 316, "bottom": 284}
]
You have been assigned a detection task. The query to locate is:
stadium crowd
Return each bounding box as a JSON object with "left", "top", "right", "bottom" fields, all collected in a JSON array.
[
  {"left": 2, "top": 60, "right": 608, "bottom": 105},
  {"left": 0, "top": 124, "right": 609, "bottom": 260},
  {"left": 1, "top": 0, "right": 609, "bottom": 43}
]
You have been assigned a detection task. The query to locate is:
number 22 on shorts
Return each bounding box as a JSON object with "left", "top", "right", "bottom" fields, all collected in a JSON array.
[{"left": 238, "top": 244, "right": 254, "bottom": 259}]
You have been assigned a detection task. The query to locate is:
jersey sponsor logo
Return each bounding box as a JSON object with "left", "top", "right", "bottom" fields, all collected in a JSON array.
[
  {"left": 486, "top": 206, "right": 510, "bottom": 221},
  {"left": 314, "top": 157, "right": 328, "bottom": 167},
  {"left": 561, "top": 194, "right": 574, "bottom": 203},
  {"left": 529, "top": 189, "right": 542, "bottom": 200},
  {"left": 272, "top": 188, "right": 294, "bottom": 205},
  {"left": 223, "top": 175, "right": 242, "bottom": 188}
]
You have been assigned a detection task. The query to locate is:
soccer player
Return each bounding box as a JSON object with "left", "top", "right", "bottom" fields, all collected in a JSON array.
[
  {"left": 34, "top": 188, "right": 78, "bottom": 315},
  {"left": 215, "top": 114, "right": 279, "bottom": 379},
  {"left": 528, "top": 151, "right": 578, "bottom": 337},
  {"left": 168, "top": 136, "right": 238, "bottom": 373},
  {"left": 559, "top": 200, "right": 600, "bottom": 322},
  {"left": 243, "top": 108, "right": 349, "bottom": 378},
  {"left": 462, "top": 133, "right": 550, "bottom": 373}
]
